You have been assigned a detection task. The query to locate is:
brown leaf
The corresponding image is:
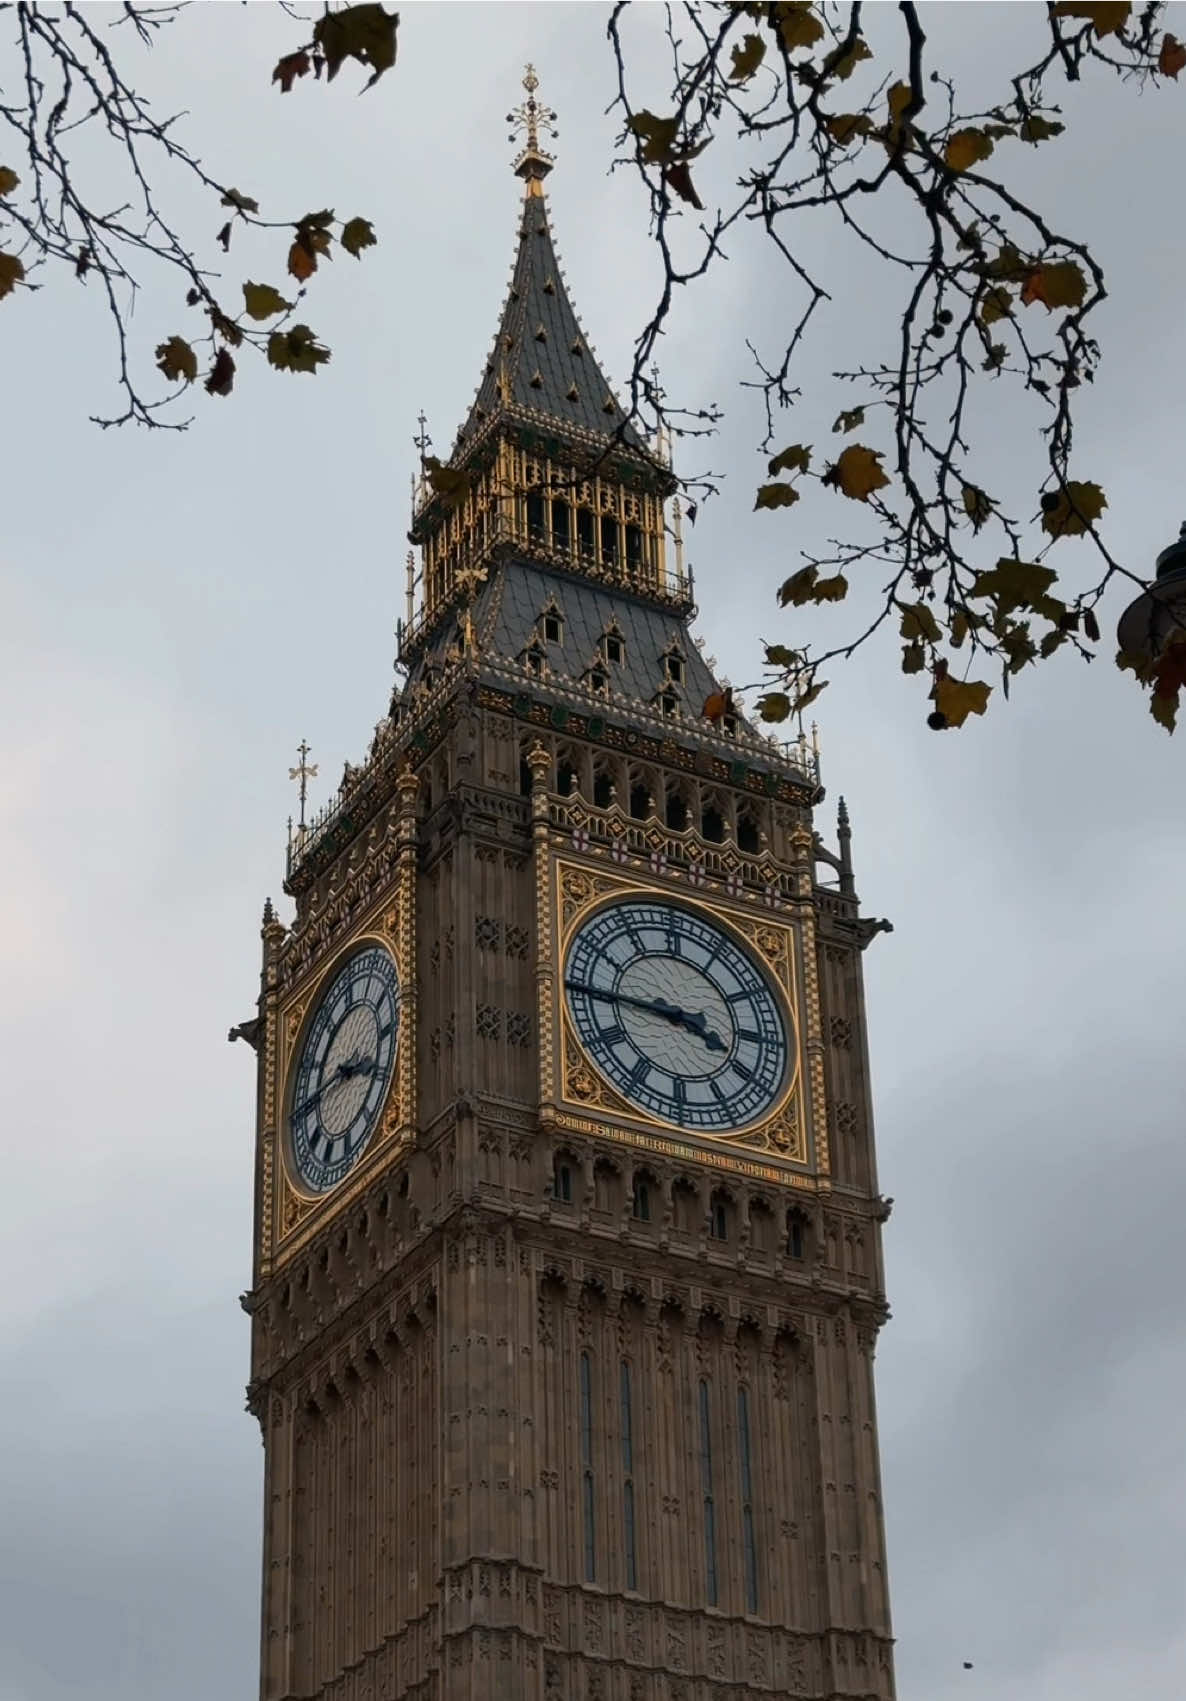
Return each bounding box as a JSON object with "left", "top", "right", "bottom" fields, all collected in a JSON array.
[
  {"left": 664, "top": 160, "right": 703, "bottom": 209},
  {"left": 1020, "top": 260, "right": 1087, "bottom": 311},
  {"left": 767, "top": 443, "right": 811, "bottom": 476},
  {"left": 824, "top": 113, "right": 874, "bottom": 146},
  {"left": 899, "top": 603, "right": 941, "bottom": 643},
  {"left": 729, "top": 33, "right": 766, "bottom": 81},
  {"left": 313, "top": 3, "right": 399, "bottom": 89},
  {"left": 0, "top": 251, "right": 25, "bottom": 300},
  {"left": 832, "top": 406, "right": 865, "bottom": 434},
  {"left": 822, "top": 36, "right": 872, "bottom": 81},
  {"left": 755, "top": 481, "right": 801, "bottom": 511},
  {"left": 945, "top": 128, "right": 995, "bottom": 173},
  {"left": 771, "top": 2, "right": 825, "bottom": 52},
  {"left": 1053, "top": 2, "right": 1131, "bottom": 36},
  {"left": 702, "top": 687, "right": 734, "bottom": 724},
  {"left": 220, "top": 187, "right": 260, "bottom": 215},
  {"left": 979, "top": 286, "right": 1013, "bottom": 327},
  {"left": 1018, "top": 114, "right": 1065, "bottom": 143},
  {"left": 934, "top": 675, "right": 992, "bottom": 728},
  {"left": 961, "top": 485, "right": 993, "bottom": 531},
  {"left": 628, "top": 111, "right": 682, "bottom": 166},
  {"left": 813, "top": 573, "right": 849, "bottom": 603},
  {"left": 155, "top": 335, "right": 198, "bottom": 384},
  {"left": 243, "top": 281, "right": 292, "bottom": 321},
  {"left": 791, "top": 678, "right": 828, "bottom": 715},
  {"left": 824, "top": 444, "right": 890, "bottom": 501},
  {"left": 778, "top": 566, "right": 819, "bottom": 606},
  {"left": 76, "top": 245, "right": 92, "bottom": 280},
  {"left": 1159, "top": 32, "right": 1186, "bottom": 77},
  {"left": 205, "top": 346, "right": 236, "bottom": 397},
  {"left": 209, "top": 307, "right": 243, "bottom": 347},
  {"left": 273, "top": 49, "right": 311, "bottom": 92},
  {"left": 288, "top": 236, "right": 320, "bottom": 282},
  {"left": 216, "top": 222, "right": 232, "bottom": 253},
  {"left": 1040, "top": 481, "right": 1107, "bottom": 538},
  {"left": 423, "top": 456, "right": 472, "bottom": 510},
  {"left": 901, "top": 642, "right": 927, "bottom": 674},
  {"left": 757, "top": 692, "right": 791, "bottom": 724},
  {"left": 341, "top": 216, "right": 377, "bottom": 257},
  {"left": 0, "top": 166, "right": 18, "bottom": 197}
]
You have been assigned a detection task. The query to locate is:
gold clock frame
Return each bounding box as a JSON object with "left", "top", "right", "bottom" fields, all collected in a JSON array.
[{"left": 544, "top": 855, "right": 817, "bottom": 1167}]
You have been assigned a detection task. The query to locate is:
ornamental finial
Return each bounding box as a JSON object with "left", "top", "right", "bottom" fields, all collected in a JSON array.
[{"left": 507, "top": 63, "right": 557, "bottom": 194}]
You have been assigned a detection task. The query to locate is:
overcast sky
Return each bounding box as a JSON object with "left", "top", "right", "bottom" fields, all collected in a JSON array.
[{"left": 2, "top": 3, "right": 1184, "bottom": 1698}]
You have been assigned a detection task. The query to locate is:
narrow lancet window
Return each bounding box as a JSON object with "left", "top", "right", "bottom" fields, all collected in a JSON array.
[
  {"left": 621, "top": 1359, "right": 638, "bottom": 1590},
  {"left": 580, "top": 1351, "right": 596, "bottom": 1582},
  {"left": 738, "top": 1386, "right": 759, "bottom": 1614},
  {"left": 699, "top": 1378, "right": 718, "bottom": 1606}
]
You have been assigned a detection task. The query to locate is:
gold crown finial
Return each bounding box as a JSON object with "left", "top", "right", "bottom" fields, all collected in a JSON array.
[{"left": 507, "top": 63, "right": 557, "bottom": 195}]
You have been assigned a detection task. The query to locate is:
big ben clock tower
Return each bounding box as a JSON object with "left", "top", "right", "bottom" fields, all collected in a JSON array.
[{"left": 238, "top": 68, "right": 897, "bottom": 1701}]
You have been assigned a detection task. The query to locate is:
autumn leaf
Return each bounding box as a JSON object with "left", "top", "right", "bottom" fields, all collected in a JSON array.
[
  {"left": 243, "top": 281, "right": 292, "bottom": 320},
  {"left": 822, "top": 35, "right": 872, "bottom": 81},
  {"left": 664, "top": 160, "right": 703, "bottom": 209},
  {"left": 1020, "top": 260, "right": 1087, "bottom": 311},
  {"left": 979, "top": 286, "right": 1013, "bottom": 327},
  {"left": 832, "top": 406, "right": 865, "bottom": 434},
  {"left": 791, "top": 678, "right": 828, "bottom": 714},
  {"left": 885, "top": 80, "right": 913, "bottom": 145},
  {"left": 899, "top": 603, "right": 941, "bottom": 643},
  {"left": 155, "top": 335, "right": 198, "bottom": 384},
  {"left": 216, "top": 222, "right": 232, "bottom": 253},
  {"left": 289, "top": 218, "right": 332, "bottom": 281},
  {"left": 273, "top": 49, "right": 311, "bottom": 92},
  {"left": 1159, "top": 33, "right": 1186, "bottom": 77},
  {"left": 423, "top": 456, "right": 472, "bottom": 510},
  {"left": 813, "top": 573, "right": 849, "bottom": 603},
  {"left": 778, "top": 566, "right": 819, "bottom": 606},
  {"left": 824, "top": 444, "right": 890, "bottom": 501},
  {"left": 901, "top": 642, "right": 926, "bottom": 674},
  {"left": 767, "top": 443, "right": 811, "bottom": 477},
  {"left": 341, "top": 216, "right": 377, "bottom": 257},
  {"left": 764, "top": 644, "right": 800, "bottom": 667},
  {"left": 267, "top": 324, "right": 331, "bottom": 373},
  {"left": 702, "top": 687, "right": 734, "bottom": 723},
  {"left": 729, "top": 33, "right": 766, "bottom": 80},
  {"left": 971, "top": 558, "right": 1057, "bottom": 613},
  {"left": 934, "top": 675, "right": 992, "bottom": 728},
  {"left": 755, "top": 482, "right": 800, "bottom": 511},
  {"left": 962, "top": 485, "right": 993, "bottom": 531},
  {"left": 205, "top": 346, "right": 236, "bottom": 397},
  {"left": 757, "top": 691, "right": 791, "bottom": 723},
  {"left": 1019, "top": 114, "right": 1065, "bottom": 143},
  {"left": 220, "top": 187, "right": 260, "bottom": 215},
  {"left": 1053, "top": 2, "right": 1132, "bottom": 37},
  {"left": 210, "top": 307, "right": 244, "bottom": 348},
  {"left": 1040, "top": 480, "right": 1107, "bottom": 538},
  {"left": 945, "top": 128, "right": 995, "bottom": 173},
  {"left": 825, "top": 113, "right": 874, "bottom": 146},
  {"left": 0, "top": 251, "right": 25, "bottom": 300},
  {"left": 0, "top": 166, "right": 18, "bottom": 196},
  {"left": 628, "top": 111, "right": 681, "bottom": 166},
  {"left": 313, "top": 3, "right": 399, "bottom": 88},
  {"left": 771, "top": 2, "right": 825, "bottom": 52},
  {"left": 1151, "top": 690, "right": 1178, "bottom": 732}
]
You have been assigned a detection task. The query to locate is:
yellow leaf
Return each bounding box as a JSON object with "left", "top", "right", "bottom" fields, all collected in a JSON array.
[
  {"left": 901, "top": 641, "right": 926, "bottom": 674},
  {"left": 945, "top": 128, "right": 995, "bottom": 173},
  {"left": 0, "top": 251, "right": 25, "bottom": 300},
  {"left": 825, "top": 113, "right": 874, "bottom": 146},
  {"left": 886, "top": 80, "right": 913, "bottom": 143},
  {"left": 961, "top": 485, "right": 993, "bottom": 531},
  {"left": 729, "top": 33, "right": 766, "bottom": 80},
  {"left": 424, "top": 456, "right": 472, "bottom": 510},
  {"left": 1053, "top": 1, "right": 1131, "bottom": 37},
  {"left": 823, "top": 36, "right": 872, "bottom": 81},
  {"left": 243, "top": 281, "right": 292, "bottom": 320},
  {"left": 813, "top": 573, "right": 849, "bottom": 603},
  {"left": 1159, "top": 33, "right": 1186, "bottom": 77},
  {"left": 628, "top": 111, "right": 681, "bottom": 166},
  {"left": 971, "top": 557, "right": 1058, "bottom": 612},
  {"left": 313, "top": 2, "right": 399, "bottom": 88},
  {"left": 155, "top": 335, "right": 198, "bottom": 384},
  {"left": 899, "top": 603, "right": 941, "bottom": 643},
  {"left": 1020, "top": 260, "right": 1087, "bottom": 311},
  {"left": 0, "top": 166, "right": 18, "bottom": 197},
  {"left": 1019, "top": 114, "right": 1065, "bottom": 143},
  {"left": 267, "top": 323, "right": 331, "bottom": 373},
  {"left": 220, "top": 186, "right": 260, "bottom": 214},
  {"left": 791, "top": 678, "right": 828, "bottom": 714},
  {"left": 758, "top": 692, "right": 791, "bottom": 723},
  {"left": 950, "top": 610, "right": 970, "bottom": 649},
  {"left": 341, "top": 217, "right": 377, "bottom": 258},
  {"left": 771, "top": 2, "right": 824, "bottom": 52},
  {"left": 767, "top": 443, "right": 811, "bottom": 477},
  {"left": 979, "top": 286, "right": 1013, "bottom": 327},
  {"left": 934, "top": 676, "right": 992, "bottom": 728},
  {"left": 1040, "top": 481, "right": 1107, "bottom": 538},
  {"left": 755, "top": 481, "right": 801, "bottom": 511},
  {"left": 778, "top": 566, "right": 819, "bottom": 606},
  {"left": 825, "top": 444, "right": 890, "bottom": 501},
  {"left": 832, "top": 406, "right": 865, "bottom": 434}
]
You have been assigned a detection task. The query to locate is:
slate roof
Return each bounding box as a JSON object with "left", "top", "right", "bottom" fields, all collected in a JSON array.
[{"left": 453, "top": 190, "right": 652, "bottom": 459}]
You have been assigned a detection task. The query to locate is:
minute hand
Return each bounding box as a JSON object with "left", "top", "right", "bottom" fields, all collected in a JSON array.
[{"left": 565, "top": 981, "right": 728, "bottom": 1053}]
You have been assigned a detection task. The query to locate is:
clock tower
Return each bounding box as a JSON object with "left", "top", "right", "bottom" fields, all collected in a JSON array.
[{"left": 240, "top": 68, "right": 897, "bottom": 1701}]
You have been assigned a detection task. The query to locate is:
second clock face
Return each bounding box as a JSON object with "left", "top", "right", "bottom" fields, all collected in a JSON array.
[
  {"left": 564, "top": 898, "right": 789, "bottom": 1132},
  {"left": 288, "top": 943, "right": 400, "bottom": 1194}
]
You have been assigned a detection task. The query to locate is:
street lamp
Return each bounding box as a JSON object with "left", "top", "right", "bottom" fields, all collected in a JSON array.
[{"left": 1117, "top": 522, "right": 1186, "bottom": 663}]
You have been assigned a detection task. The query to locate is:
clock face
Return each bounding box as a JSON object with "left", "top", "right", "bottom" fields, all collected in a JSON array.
[
  {"left": 564, "top": 898, "right": 789, "bottom": 1132},
  {"left": 288, "top": 943, "right": 400, "bottom": 1194}
]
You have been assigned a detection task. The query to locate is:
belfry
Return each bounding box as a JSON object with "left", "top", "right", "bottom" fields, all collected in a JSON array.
[{"left": 240, "top": 66, "right": 896, "bottom": 1701}]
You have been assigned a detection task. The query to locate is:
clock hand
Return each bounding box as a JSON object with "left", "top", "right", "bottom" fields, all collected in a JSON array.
[
  {"left": 566, "top": 982, "right": 729, "bottom": 1052},
  {"left": 293, "top": 1055, "right": 377, "bottom": 1120}
]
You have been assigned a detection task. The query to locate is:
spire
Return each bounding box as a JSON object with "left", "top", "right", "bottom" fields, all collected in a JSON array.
[
  {"left": 507, "top": 64, "right": 556, "bottom": 196},
  {"left": 452, "top": 66, "right": 654, "bottom": 462}
]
